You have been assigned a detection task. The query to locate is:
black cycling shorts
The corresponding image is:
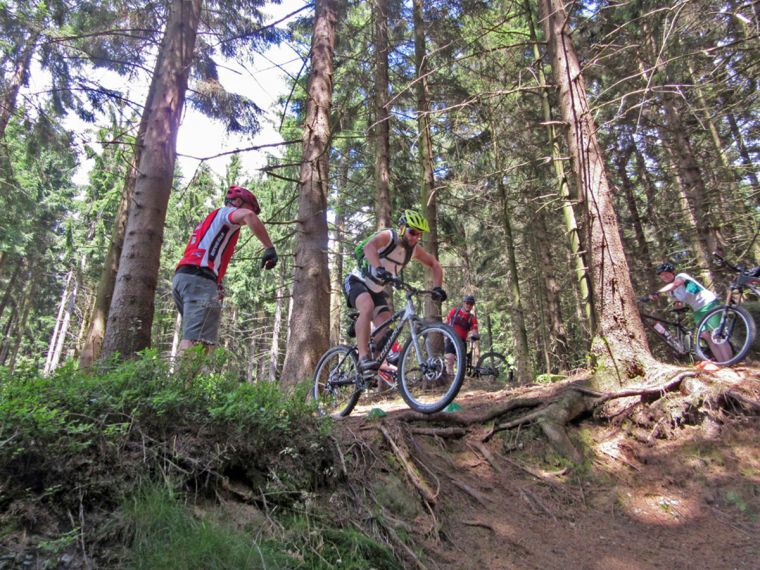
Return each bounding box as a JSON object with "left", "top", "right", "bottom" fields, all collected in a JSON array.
[{"left": 343, "top": 276, "right": 390, "bottom": 315}]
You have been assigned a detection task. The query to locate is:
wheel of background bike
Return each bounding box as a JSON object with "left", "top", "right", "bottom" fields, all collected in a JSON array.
[
  {"left": 476, "top": 352, "right": 513, "bottom": 384},
  {"left": 312, "top": 345, "right": 362, "bottom": 417},
  {"left": 397, "top": 323, "right": 465, "bottom": 414},
  {"left": 693, "top": 305, "right": 756, "bottom": 366}
]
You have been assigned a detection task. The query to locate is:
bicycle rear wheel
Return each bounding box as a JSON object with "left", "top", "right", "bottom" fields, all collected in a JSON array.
[
  {"left": 693, "top": 305, "right": 756, "bottom": 366},
  {"left": 398, "top": 323, "right": 464, "bottom": 414},
  {"left": 476, "top": 352, "right": 513, "bottom": 384},
  {"left": 312, "top": 345, "right": 362, "bottom": 417}
]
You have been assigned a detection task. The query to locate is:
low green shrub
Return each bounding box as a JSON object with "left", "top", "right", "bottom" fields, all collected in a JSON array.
[{"left": 0, "top": 349, "right": 333, "bottom": 516}]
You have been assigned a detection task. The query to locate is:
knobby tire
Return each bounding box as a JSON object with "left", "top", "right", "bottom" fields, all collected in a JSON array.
[
  {"left": 398, "top": 323, "right": 465, "bottom": 414},
  {"left": 312, "top": 345, "right": 362, "bottom": 417},
  {"left": 694, "top": 305, "right": 756, "bottom": 366},
  {"left": 476, "top": 351, "right": 513, "bottom": 384}
]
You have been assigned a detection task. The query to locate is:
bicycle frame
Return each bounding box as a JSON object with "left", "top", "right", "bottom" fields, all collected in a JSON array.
[
  {"left": 708, "top": 255, "right": 760, "bottom": 344},
  {"left": 340, "top": 280, "right": 436, "bottom": 388},
  {"left": 639, "top": 309, "right": 693, "bottom": 356}
]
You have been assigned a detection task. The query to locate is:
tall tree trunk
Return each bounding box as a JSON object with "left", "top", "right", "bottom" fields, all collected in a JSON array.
[
  {"left": 373, "top": 0, "right": 392, "bottom": 229},
  {"left": 726, "top": 110, "right": 760, "bottom": 195},
  {"left": 412, "top": 0, "right": 441, "bottom": 321},
  {"left": 44, "top": 270, "right": 74, "bottom": 375},
  {"left": 330, "top": 199, "right": 346, "bottom": 346},
  {"left": 539, "top": 0, "right": 651, "bottom": 383},
  {"left": 269, "top": 262, "right": 287, "bottom": 382},
  {"left": 497, "top": 180, "right": 533, "bottom": 383},
  {"left": 614, "top": 140, "right": 657, "bottom": 292},
  {"left": 102, "top": 0, "right": 202, "bottom": 358},
  {"left": 0, "top": 258, "right": 21, "bottom": 323},
  {"left": 247, "top": 314, "right": 259, "bottom": 383},
  {"left": 7, "top": 264, "right": 40, "bottom": 373},
  {"left": 281, "top": 0, "right": 339, "bottom": 385},
  {"left": 79, "top": 155, "right": 141, "bottom": 366},
  {"left": 659, "top": 93, "right": 719, "bottom": 281},
  {"left": 169, "top": 312, "right": 181, "bottom": 371},
  {"left": 0, "top": 305, "right": 17, "bottom": 364},
  {"left": 0, "top": 31, "right": 39, "bottom": 139},
  {"left": 533, "top": 206, "right": 568, "bottom": 372},
  {"left": 525, "top": 0, "right": 592, "bottom": 334},
  {"left": 45, "top": 271, "right": 79, "bottom": 374}
]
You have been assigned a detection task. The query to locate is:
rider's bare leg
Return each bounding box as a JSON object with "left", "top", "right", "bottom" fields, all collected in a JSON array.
[
  {"left": 355, "top": 293, "right": 376, "bottom": 361},
  {"left": 702, "top": 330, "right": 733, "bottom": 363}
]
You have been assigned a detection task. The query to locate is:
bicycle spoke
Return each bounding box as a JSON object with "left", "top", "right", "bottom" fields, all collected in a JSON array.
[
  {"left": 398, "top": 324, "right": 464, "bottom": 413},
  {"left": 312, "top": 346, "right": 362, "bottom": 417}
]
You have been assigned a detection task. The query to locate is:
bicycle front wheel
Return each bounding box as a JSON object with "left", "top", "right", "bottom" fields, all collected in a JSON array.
[
  {"left": 398, "top": 323, "right": 464, "bottom": 414},
  {"left": 693, "top": 305, "right": 756, "bottom": 366},
  {"left": 476, "top": 352, "right": 513, "bottom": 384},
  {"left": 312, "top": 345, "right": 362, "bottom": 417}
]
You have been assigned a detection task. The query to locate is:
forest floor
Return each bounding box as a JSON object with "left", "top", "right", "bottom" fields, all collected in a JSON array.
[
  {"left": 328, "top": 363, "right": 760, "bottom": 570},
  {"left": 2, "top": 361, "right": 759, "bottom": 569}
]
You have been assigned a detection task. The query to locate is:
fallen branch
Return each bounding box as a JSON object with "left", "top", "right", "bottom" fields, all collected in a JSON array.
[
  {"left": 378, "top": 424, "right": 438, "bottom": 505},
  {"left": 461, "top": 519, "right": 496, "bottom": 532}
]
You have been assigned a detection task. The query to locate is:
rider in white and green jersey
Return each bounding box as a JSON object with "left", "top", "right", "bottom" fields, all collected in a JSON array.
[{"left": 647, "top": 262, "right": 731, "bottom": 363}]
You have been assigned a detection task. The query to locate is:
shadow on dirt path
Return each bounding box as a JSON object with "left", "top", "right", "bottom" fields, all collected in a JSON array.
[{"left": 331, "top": 366, "right": 760, "bottom": 569}]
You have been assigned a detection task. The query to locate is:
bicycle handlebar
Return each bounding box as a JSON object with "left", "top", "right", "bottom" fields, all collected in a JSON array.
[
  {"left": 387, "top": 276, "right": 433, "bottom": 296},
  {"left": 713, "top": 252, "right": 745, "bottom": 274}
]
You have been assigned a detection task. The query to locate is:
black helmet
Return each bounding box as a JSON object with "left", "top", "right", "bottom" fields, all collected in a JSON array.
[
  {"left": 463, "top": 295, "right": 475, "bottom": 304},
  {"left": 656, "top": 262, "right": 675, "bottom": 274}
]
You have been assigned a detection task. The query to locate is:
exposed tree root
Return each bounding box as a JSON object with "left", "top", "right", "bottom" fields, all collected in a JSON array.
[
  {"left": 342, "top": 366, "right": 759, "bottom": 568},
  {"left": 388, "top": 370, "right": 754, "bottom": 466}
]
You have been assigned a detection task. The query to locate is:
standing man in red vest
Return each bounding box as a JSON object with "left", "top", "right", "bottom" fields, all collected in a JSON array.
[
  {"left": 172, "top": 185, "right": 278, "bottom": 356},
  {"left": 445, "top": 295, "right": 479, "bottom": 372}
]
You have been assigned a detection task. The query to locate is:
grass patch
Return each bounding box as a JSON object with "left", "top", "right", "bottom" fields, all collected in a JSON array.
[{"left": 125, "top": 484, "right": 294, "bottom": 569}]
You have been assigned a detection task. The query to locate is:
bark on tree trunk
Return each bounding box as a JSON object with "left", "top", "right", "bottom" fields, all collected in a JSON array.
[
  {"left": 280, "top": 0, "right": 338, "bottom": 385},
  {"left": 269, "top": 262, "right": 286, "bottom": 382},
  {"left": 102, "top": 0, "right": 202, "bottom": 358},
  {"left": 373, "top": 0, "right": 392, "bottom": 229},
  {"left": 44, "top": 269, "right": 73, "bottom": 375},
  {"left": 413, "top": 0, "right": 441, "bottom": 321},
  {"left": 660, "top": 93, "right": 719, "bottom": 282},
  {"left": 726, "top": 110, "right": 760, "bottom": 195},
  {"left": 330, "top": 198, "right": 346, "bottom": 346},
  {"left": 0, "top": 258, "right": 21, "bottom": 323},
  {"left": 614, "top": 140, "right": 657, "bottom": 293},
  {"left": 539, "top": 0, "right": 652, "bottom": 384},
  {"left": 497, "top": 180, "right": 533, "bottom": 384},
  {"left": 525, "top": 0, "right": 592, "bottom": 334},
  {"left": 0, "top": 31, "right": 38, "bottom": 139},
  {"left": 533, "top": 206, "right": 569, "bottom": 372},
  {"left": 7, "top": 264, "right": 39, "bottom": 373},
  {"left": 80, "top": 136, "right": 144, "bottom": 366},
  {"left": 46, "top": 271, "right": 79, "bottom": 374}
]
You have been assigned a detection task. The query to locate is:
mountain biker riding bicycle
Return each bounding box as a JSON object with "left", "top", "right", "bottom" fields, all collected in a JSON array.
[
  {"left": 444, "top": 295, "right": 479, "bottom": 373},
  {"left": 645, "top": 262, "right": 732, "bottom": 363},
  {"left": 343, "top": 209, "right": 447, "bottom": 379},
  {"left": 172, "top": 185, "right": 277, "bottom": 357}
]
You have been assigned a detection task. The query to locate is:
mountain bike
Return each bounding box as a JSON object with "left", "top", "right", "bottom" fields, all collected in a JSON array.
[
  {"left": 638, "top": 301, "right": 702, "bottom": 361},
  {"left": 691, "top": 254, "right": 759, "bottom": 366},
  {"left": 312, "top": 277, "right": 465, "bottom": 417},
  {"left": 464, "top": 334, "right": 514, "bottom": 383}
]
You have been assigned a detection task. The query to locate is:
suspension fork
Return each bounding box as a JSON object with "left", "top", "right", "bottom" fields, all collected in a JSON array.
[{"left": 404, "top": 296, "right": 426, "bottom": 366}]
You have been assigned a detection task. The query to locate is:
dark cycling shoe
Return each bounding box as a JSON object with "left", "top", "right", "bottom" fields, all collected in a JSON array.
[{"left": 359, "top": 357, "right": 379, "bottom": 381}]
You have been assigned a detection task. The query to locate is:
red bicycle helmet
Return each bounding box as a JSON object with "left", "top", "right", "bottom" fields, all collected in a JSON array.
[{"left": 226, "top": 185, "right": 261, "bottom": 214}]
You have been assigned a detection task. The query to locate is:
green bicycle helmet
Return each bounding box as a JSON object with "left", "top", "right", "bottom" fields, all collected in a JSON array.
[{"left": 398, "top": 209, "right": 429, "bottom": 233}]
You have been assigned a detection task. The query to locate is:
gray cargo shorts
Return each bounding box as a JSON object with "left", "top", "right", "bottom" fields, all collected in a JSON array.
[{"left": 172, "top": 272, "right": 223, "bottom": 344}]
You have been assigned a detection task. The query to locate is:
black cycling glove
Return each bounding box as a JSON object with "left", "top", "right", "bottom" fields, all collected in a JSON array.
[
  {"left": 261, "top": 247, "right": 278, "bottom": 270},
  {"left": 431, "top": 286, "right": 447, "bottom": 302},
  {"left": 371, "top": 265, "right": 393, "bottom": 283}
]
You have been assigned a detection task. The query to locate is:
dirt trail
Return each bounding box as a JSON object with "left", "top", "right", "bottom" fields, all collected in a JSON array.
[{"left": 333, "top": 367, "right": 760, "bottom": 569}]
